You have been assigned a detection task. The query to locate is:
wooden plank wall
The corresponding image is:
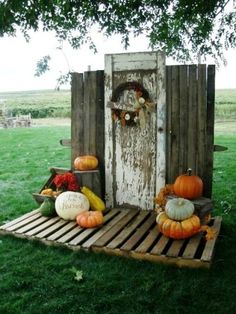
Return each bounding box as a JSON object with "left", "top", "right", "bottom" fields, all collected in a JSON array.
[
  {"left": 205, "top": 65, "right": 216, "bottom": 197},
  {"left": 71, "top": 64, "right": 215, "bottom": 199},
  {"left": 166, "top": 64, "right": 215, "bottom": 197},
  {"left": 71, "top": 71, "right": 105, "bottom": 198}
]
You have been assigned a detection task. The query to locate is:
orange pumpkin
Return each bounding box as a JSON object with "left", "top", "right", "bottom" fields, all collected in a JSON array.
[
  {"left": 74, "top": 155, "right": 98, "bottom": 171},
  {"left": 173, "top": 168, "right": 203, "bottom": 199},
  {"left": 76, "top": 211, "right": 104, "bottom": 228},
  {"left": 156, "top": 212, "right": 200, "bottom": 239}
]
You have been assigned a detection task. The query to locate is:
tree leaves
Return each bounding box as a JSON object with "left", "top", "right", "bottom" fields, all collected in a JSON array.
[
  {"left": 34, "top": 55, "right": 51, "bottom": 77},
  {"left": 0, "top": 0, "right": 235, "bottom": 62}
]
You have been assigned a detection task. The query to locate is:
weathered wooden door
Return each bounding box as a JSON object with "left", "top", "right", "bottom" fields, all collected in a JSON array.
[{"left": 104, "top": 52, "right": 166, "bottom": 210}]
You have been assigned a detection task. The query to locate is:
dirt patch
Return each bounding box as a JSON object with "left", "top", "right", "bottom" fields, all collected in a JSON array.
[
  {"left": 215, "top": 120, "right": 236, "bottom": 133},
  {"left": 32, "top": 118, "right": 236, "bottom": 133},
  {"left": 32, "top": 118, "right": 71, "bottom": 126}
]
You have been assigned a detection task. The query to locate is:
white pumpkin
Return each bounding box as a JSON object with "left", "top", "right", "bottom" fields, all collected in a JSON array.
[
  {"left": 165, "top": 198, "right": 194, "bottom": 221},
  {"left": 55, "top": 191, "right": 89, "bottom": 220}
]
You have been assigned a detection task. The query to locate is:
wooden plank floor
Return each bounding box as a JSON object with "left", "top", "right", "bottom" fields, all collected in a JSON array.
[{"left": 0, "top": 208, "right": 222, "bottom": 268}]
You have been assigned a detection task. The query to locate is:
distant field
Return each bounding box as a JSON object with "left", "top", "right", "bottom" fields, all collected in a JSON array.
[
  {"left": 215, "top": 89, "right": 236, "bottom": 120},
  {"left": 0, "top": 88, "right": 235, "bottom": 120},
  {"left": 0, "top": 89, "right": 70, "bottom": 118}
]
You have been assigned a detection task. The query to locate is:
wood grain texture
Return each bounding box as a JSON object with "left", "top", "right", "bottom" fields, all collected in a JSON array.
[
  {"left": 165, "top": 64, "right": 215, "bottom": 193},
  {"left": 205, "top": 65, "right": 216, "bottom": 197},
  {"left": 71, "top": 72, "right": 84, "bottom": 163},
  {"left": 104, "top": 54, "right": 114, "bottom": 207},
  {"left": 71, "top": 71, "right": 105, "bottom": 198},
  {"left": 170, "top": 66, "right": 180, "bottom": 181},
  {"left": 178, "top": 65, "right": 188, "bottom": 174},
  {"left": 104, "top": 52, "right": 166, "bottom": 210},
  {"left": 156, "top": 51, "right": 166, "bottom": 194},
  {"left": 197, "top": 64, "right": 207, "bottom": 179},
  {"left": 0, "top": 209, "right": 222, "bottom": 269},
  {"left": 166, "top": 66, "right": 172, "bottom": 184},
  {"left": 201, "top": 216, "right": 222, "bottom": 262},
  {"left": 69, "top": 62, "right": 215, "bottom": 204},
  {"left": 187, "top": 65, "right": 198, "bottom": 173}
]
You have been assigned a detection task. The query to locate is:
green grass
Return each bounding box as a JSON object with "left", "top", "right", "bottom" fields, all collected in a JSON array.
[
  {"left": 0, "top": 126, "right": 71, "bottom": 222},
  {"left": 0, "top": 124, "right": 236, "bottom": 314},
  {"left": 212, "top": 134, "right": 236, "bottom": 232}
]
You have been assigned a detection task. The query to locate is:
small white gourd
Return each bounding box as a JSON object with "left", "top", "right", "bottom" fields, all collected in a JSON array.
[
  {"left": 165, "top": 198, "right": 195, "bottom": 221},
  {"left": 55, "top": 191, "right": 89, "bottom": 220}
]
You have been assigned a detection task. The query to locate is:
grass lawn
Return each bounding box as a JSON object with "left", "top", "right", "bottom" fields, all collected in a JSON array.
[{"left": 0, "top": 122, "right": 236, "bottom": 314}]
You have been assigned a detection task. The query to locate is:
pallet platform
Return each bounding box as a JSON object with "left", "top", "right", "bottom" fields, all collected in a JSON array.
[{"left": 0, "top": 208, "right": 222, "bottom": 268}]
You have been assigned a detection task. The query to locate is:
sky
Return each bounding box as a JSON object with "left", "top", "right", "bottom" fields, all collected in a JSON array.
[{"left": 0, "top": 30, "right": 236, "bottom": 93}]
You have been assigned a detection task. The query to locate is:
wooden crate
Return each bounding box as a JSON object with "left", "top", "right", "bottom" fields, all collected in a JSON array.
[
  {"left": 74, "top": 169, "right": 102, "bottom": 198},
  {"left": 32, "top": 167, "right": 71, "bottom": 204},
  {"left": 0, "top": 208, "right": 222, "bottom": 269},
  {"left": 167, "top": 195, "right": 213, "bottom": 223},
  {"left": 32, "top": 167, "right": 102, "bottom": 204}
]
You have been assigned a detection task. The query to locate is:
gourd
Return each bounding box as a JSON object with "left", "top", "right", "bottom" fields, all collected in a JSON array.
[
  {"left": 55, "top": 191, "right": 89, "bottom": 220},
  {"left": 74, "top": 155, "right": 98, "bottom": 171},
  {"left": 40, "top": 188, "right": 61, "bottom": 197},
  {"left": 40, "top": 188, "right": 54, "bottom": 196},
  {"left": 165, "top": 198, "right": 194, "bottom": 221},
  {"left": 39, "top": 198, "right": 57, "bottom": 217},
  {"left": 76, "top": 211, "right": 104, "bottom": 228},
  {"left": 156, "top": 212, "right": 200, "bottom": 239},
  {"left": 81, "top": 186, "right": 105, "bottom": 212},
  {"left": 173, "top": 168, "right": 203, "bottom": 199}
]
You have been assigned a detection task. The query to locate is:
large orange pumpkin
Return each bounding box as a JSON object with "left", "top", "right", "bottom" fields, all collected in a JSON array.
[
  {"left": 156, "top": 212, "right": 200, "bottom": 239},
  {"left": 74, "top": 155, "right": 98, "bottom": 171},
  {"left": 173, "top": 168, "right": 203, "bottom": 199},
  {"left": 76, "top": 211, "right": 104, "bottom": 228}
]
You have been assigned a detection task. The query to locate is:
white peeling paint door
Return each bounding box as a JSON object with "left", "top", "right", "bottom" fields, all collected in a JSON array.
[{"left": 104, "top": 52, "right": 166, "bottom": 210}]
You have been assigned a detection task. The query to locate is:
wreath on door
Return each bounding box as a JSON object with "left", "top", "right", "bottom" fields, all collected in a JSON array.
[{"left": 108, "top": 81, "right": 155, "bottom": 128}]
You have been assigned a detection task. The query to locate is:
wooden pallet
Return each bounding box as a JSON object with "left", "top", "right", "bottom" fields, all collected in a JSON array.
[{"left": 0, "top": 208, "right": 222, "bottom": 268}]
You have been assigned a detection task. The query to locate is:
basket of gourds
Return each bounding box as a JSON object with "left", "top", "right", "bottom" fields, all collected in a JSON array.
[
  {"left": 32, "top": 168, "right": 79, "bottom": 204},
  {"left": 38, "top": 184, "right": 106, "bottom": 229}
]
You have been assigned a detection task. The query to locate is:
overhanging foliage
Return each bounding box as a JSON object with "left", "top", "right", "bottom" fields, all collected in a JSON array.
[{"left": 0, "top": 0, "right": 235, "bottom": 62}]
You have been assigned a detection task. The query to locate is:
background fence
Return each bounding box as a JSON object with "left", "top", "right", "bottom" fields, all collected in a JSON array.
[{"left": 70, "top": 64, "right": 215, "bottom": 199}]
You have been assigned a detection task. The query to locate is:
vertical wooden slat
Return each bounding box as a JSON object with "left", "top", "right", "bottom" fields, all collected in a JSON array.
[
  {"left": 71, "top": 71, "right": 105, "bottom": 198},
  {"left": 187, "top": 65, "right": 198, "bottom": 173},
  {"left": 71, "top": 72, "right": 84, "bottom": 165},
  {"left": 205, "top": 65, "right": 215, "bottom": 197},
  {"left": 197, "top": 65, "right": 207, "bottom": 181},
  {"left": 166, "top": 66, "right": 172, "bottom": 184},
  {"left": 178, "top": 65, "right": 188, "bottom": 175},
  {"left": 83, "top": 71, "right": 93, "bottom": 154},
  {"left": 95, "top": 70, "right": 105, "bottom": 198},
  {"left": 166, "top": 66, "right": 172, "bottom": 183},
  {"left": 170, "top": 66, "right": 180, "bottom": 182},
  {"left": 104, "top": 54, "right": 114, "bottom": 208},
  {"left": 156, "top": 51, "right": 166, "bottom": 194},
  {"left": 82, "top": 71, "right": 99, "bottom": 190}
]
